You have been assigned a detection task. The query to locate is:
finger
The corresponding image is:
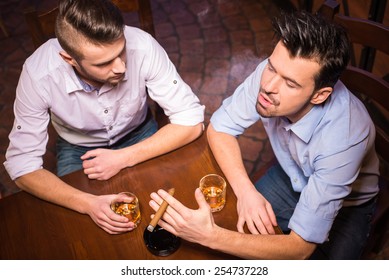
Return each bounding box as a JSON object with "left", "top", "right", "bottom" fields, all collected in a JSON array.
[
  {"left": 155, "top": 217, "right": 179, "bottom": 237},
  {"left": 157, "top": 189, "right": 186, "bottom": 212},
  {"left": 236, "top": 216, "right": 246, "bottom": 233},
  {"left": 149, "top": 193, "right": 174, "bottom": 218},
  {"left": 150, "top": 191, "right": 164, "bottom": 206},
  {"left": 246, "top": 217, "right": 261, "bottom": 235},
  {"left": 194, "top": 188, "right": 210, "bottom": 210},
  {"left": 97, "top": 217, "right": 134, "bottom": 233},
  {"left": 149, "top": 194, "right": 181, "bottom": 225},
  {"left": 82, "top": 158, "right": 95, "bottom": 169},
  {"left": 81, "top": 149, "right": 98, "bottom": 160},
  {"left": 266, "top": 203, "right": 278, "bottom": 226},
  {"left": 115, "top": 193, "right": 135, "bottom": 204},
  {"left": 86, "top": 173, "right": 99, "bottom": 180},
  {"left": 256, "top": 208, "right": 275, "bottom": 234},
  {"left": 253, "top": 212, "right": 276, "bottom": 235},
  {"left": 83, "top": 167, "right": 94, "bottom": 175},
  {"left": 149, "top": 199, "right": 163, "bottom": 213},
  {"left": 149, "top": 200, "right": 181, "bottom": 236}
]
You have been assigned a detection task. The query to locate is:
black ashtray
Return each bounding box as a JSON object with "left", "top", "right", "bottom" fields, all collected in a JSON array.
[{"left": 143, "top": 225, "right": 181, "bottom": 256}]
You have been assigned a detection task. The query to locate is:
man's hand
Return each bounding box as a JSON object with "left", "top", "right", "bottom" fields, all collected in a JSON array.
[
  {"left": 149, "top": 188, "right": 216, "bottom": 245},
  {"left": 81, "top": 148, "right": 126, "bottom": 180},
  {"left": 84, "top": 193, "right": 137, "bottom": 234},
  {"left": 235, "top": 187, "right": 277, "bottom": 235}
]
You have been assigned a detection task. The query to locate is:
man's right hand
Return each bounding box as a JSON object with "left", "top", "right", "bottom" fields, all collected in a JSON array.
[
  {"left": 84, "top": 193, "right": 137, "bottom": 234},
  {"left": 235, "top": 186, "right": 277, "bottom": 235}
]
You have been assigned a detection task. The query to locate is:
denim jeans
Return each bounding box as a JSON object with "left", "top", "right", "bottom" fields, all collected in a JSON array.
[
  {"left": 56, "top": 117, "right": 158, "bottom": 177},
  {"left": 254, "top": 163, "right": 376, "bottom": 259}
]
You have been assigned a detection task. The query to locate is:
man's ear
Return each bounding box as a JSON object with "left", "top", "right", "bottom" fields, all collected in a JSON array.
[
  {"left": 311, "top": 87, "right": 333, "bottom": 105},
  {"left": 59, "top": 51, "right": 78, "bottom": 67}
]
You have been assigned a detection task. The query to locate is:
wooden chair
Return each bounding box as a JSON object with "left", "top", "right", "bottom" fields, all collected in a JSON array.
[
  {"left": 334, "top": 14, "right": 389, "bottom": 259},
  {"left": 24, "top": 0, "right": 167, "bottom": 129},
  {"left": 342, "top": 65, "right": 389, "bottom": 259},
  {"left": 0, "top": 14, "right": 9, "bottom": 37},
  {"left": 334, "top": 13, "right": 389, "bottom": 75}
]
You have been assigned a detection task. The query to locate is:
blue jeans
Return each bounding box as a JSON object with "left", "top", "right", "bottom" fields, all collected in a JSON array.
[
  {"left": 254, "top": 163, "right": 376, "bottom": 259},
  {"left": 56, "top": 117, "right": 158, "bottom": 177}
]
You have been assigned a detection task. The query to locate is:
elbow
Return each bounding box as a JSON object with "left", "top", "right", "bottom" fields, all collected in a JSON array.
[
  {"left": 192, "top": 122, "right": 204, "bottom": 140},
  {"left": 296, "top": 243, "right": 317, "bottom": 260}
]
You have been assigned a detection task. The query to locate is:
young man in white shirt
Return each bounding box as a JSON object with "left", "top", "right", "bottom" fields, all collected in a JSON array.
[{"left": 4, "top": 0, "right": 204, "bottom": 234}]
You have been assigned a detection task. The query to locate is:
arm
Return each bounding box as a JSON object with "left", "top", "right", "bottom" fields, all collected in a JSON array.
[
  {"left": 207, "top": 124, "right": 277, "bottom": 234},
  {"left": 149, "top": 188, "right": 316, "bottom": 259},
  {"left": 81, "top": 122, "right": 203, "bottom": 180},
  {"left": 15, "top": 168, "right": 137, "bottom": 234}
]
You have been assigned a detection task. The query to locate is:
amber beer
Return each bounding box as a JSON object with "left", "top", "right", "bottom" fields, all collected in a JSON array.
[
  {"left": 111, "top": 192, "right": 141, "bottom": 226},
  {"left": 199, "top": 174, "right": 226, "bottom": 212}
]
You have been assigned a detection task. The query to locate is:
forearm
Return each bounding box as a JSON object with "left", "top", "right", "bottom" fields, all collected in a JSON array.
[
  {"left": 205, "top": 227, "right": 316, "bottom": 259},
  {"left": 15, "top": 169, "right": 93, "bottom": 214},
  {"left": 123, "top": 122, "right": 203, "bottom": 167},
  {"left": 206, "top": 124, "right": 254, "bottom": 196}
]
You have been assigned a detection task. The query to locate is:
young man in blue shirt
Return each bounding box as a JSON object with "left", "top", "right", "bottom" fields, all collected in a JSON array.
[{"left": 149, "top": 11, "right": 379, "bottom": 259}]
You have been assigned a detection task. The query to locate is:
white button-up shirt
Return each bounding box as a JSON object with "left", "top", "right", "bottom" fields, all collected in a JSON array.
[{"left": 5, "top": 26, "right": 204, "bottom": 180}]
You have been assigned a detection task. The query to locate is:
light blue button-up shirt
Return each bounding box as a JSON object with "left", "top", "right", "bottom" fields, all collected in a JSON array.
[{"left": 211, "top": 60, "right": 379, "bottom": 243}]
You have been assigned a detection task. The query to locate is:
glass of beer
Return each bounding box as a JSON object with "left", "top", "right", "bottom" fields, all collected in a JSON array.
[
  {"left": 110, "top": 192, "right": 141, "bottom": 226},
  {"left": 199, "top": 174, "right": 227, "bottom": 212}
]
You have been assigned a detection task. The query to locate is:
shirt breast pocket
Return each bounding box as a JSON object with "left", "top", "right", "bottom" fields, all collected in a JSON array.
[{"left": 116, "top": 96, "right": 146, "bottom": 124}]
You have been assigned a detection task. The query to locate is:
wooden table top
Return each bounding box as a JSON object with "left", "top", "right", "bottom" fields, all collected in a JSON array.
[{"left": 0, "top": 133, "right": 240, "bottom": 260}]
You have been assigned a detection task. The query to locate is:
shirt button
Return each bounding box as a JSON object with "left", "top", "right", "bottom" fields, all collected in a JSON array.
[
  {"left": 109, "top": 126, "right": 113, "bottom": 130},
  {"left": 104, "top": 109, "right": 108, "bottom": 114},
  {"left": 293, "top": 178, "right": 298, "bottom": 183}
]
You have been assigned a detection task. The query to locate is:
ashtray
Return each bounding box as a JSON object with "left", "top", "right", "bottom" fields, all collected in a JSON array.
[{"left": 143, "top": 225, "right": 181, "bottom": 256}]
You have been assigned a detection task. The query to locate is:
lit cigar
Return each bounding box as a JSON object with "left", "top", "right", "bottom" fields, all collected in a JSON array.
[{"left": 147, "top": 188, "right": 175, "bottom": 232}]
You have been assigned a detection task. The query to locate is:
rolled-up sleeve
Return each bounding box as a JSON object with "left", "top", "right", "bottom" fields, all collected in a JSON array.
[
  {"left": 4, "top": 65, "right": 50, "bottom": 180},
  {"left": 210, "top": 61, "right": 266, "bottom": 136},
  {"left": 289, "top": 130, "right": 376, "bottom": 243},
  {"left": 145, "top": 35, "right": 204, "bottom": 126}
]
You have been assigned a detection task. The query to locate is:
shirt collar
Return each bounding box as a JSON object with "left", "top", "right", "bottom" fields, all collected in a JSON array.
[
  {"left": 76, "top": 73, "right": 100, "bottom": 93},
  {"left": 283, "top": 100, "right": 328, "bottom": 143},
  {"left": 63, "top": 63, "right": 129, "bottom": 95}
]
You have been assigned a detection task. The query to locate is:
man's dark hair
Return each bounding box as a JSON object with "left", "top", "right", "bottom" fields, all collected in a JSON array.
[
  {"left": 272, "top": 11, "right": 350, "bottom": 90},
  {"left": 55, "top": 0, "right": 125, "bottom": 60}
]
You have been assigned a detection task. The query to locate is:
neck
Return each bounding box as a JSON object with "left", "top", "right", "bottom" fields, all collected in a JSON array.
[{"left": 73, "top": 68, "right": 103, "bottom": 89}]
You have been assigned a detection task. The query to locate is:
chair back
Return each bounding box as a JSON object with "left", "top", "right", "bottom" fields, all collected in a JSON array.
[
  {"left": 24, "top": 0, "right": 155, "bottom": 49},
  {"left": 24, "top": 6, "right": 58, "bottom": 49},
  {"left": 317, "top": 0, "right": 340, "bottom": 20},
  {"left": 341, "top": 67, "right": 389, "bottom": 167},
  {"left": 336, "top": 14, "right": 389, "bottom": 170},
  {"left": 334, "top": 13, "right": 389, "bottom": 70},
  {"left": 335, "top": 14, "right": 389, "bottom": 259}
]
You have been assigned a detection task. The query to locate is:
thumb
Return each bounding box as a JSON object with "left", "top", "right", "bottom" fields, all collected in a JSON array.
[
  {"left": 194, "top": 188, "right": 210, "bottom": 210},
  {"left": 81, "top": 149, "right": 97, "bottom": 160}
]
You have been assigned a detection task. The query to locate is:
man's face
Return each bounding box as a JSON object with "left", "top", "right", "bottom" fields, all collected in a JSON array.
[
  {"left": 256, "top": 41, "right": 322, "bottom": 123},
  {"left": 73, "top": 36, "right": 127, "bottom": 87}
]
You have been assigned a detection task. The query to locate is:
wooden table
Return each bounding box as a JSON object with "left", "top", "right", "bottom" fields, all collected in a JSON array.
[{"left": 0, "top": 133, "right": 240, "bottom": 260}]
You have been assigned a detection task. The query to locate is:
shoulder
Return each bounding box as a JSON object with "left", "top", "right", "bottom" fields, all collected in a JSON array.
[
  {"left": 318, "top": 81, "right": 373, "bottom": 150},
  {"left": 24, "top": 39, "right": 67, "bottom": 80},
  {"left": 123, "top": 26, "right": 154, "bottom": 49}
]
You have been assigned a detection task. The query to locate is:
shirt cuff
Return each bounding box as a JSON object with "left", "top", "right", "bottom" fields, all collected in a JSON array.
[{"left": 289, "top": 202, "right": 334, "bottom": 244}]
